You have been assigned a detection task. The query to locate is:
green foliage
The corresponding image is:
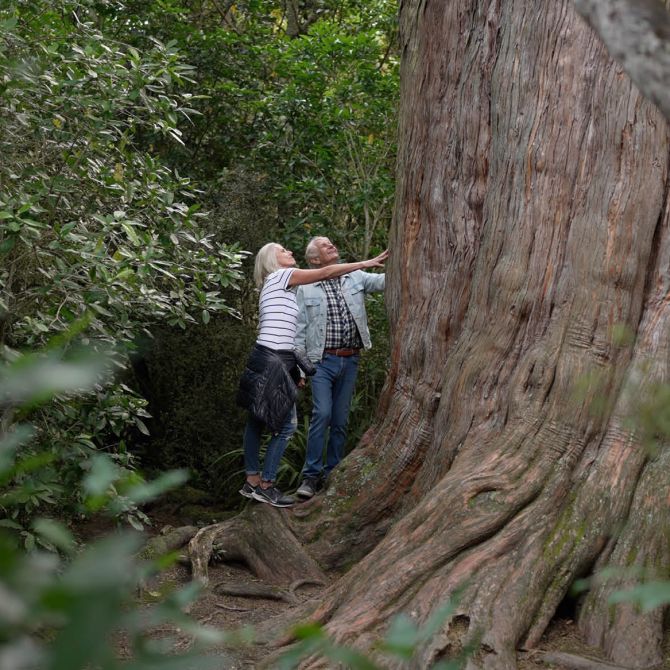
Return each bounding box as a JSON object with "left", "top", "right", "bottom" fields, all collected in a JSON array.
[
  {"left": 0, "top": 0, "right": 246, "bottom": 523},
  {"left": 0, "top": 1, "right": 244, "bottom": 342},
  {"left": 0, "top": 348, "right": 233, "bottom": 670},
  {"left": 102, "top": 0, "right": 398, "bottom": 257},
  {"left": 136, "top": 315, "right": 257, "bottom": 507},
  {"left": 0, "top": 0, "right": 397, "bottom": 516},
  {"left": 0, "top": 530, "right": 226, "bottom": 670},
  {"left": 346, "top": 296, "right": 390, "bottom": 448},
  {"left": 251, "top": 13, "right": 398, "bottom": 258},
  {"left": 608, "top": 580, "right": 670, "bottom": 612},
  {"left": 112, "top": 0, "right": 397, "bottom": 496},
  {"left": 573, "top": 564, "right": 670, "bottom": 616}
]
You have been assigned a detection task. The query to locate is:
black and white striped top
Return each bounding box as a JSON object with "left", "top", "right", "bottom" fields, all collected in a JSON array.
[{"left": 257, "top": 268, "right": 298, "bottom": 350}]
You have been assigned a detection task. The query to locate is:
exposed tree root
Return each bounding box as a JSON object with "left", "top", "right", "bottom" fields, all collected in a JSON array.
[
  {"left": 536, "top": 651, "right": 633, "bottom": 670},
  {"left": 289, "top": 578, "right": 327, "bottom": 597},
  {"left": 215, "top": 603, "right": 250, "bottom": 613},
  {"left": 213, "top": 581, "right": 299, "bottom": 604},
  {"left": 578, "top": 448, "right": 670, "bottom": 668},
  {"left": 140, "top": 525, "right": 198, "bottom": 560},
  {"left": 138, "top": 525, "right": 199, "bottom": 596},
  {"left": 187, "top": 503, "right": 326, "bottom": 587}
]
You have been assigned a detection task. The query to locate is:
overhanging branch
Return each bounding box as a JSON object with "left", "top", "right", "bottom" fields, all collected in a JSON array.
[{"left": 573, "top": 0, "right": 670, "bottom": 122}]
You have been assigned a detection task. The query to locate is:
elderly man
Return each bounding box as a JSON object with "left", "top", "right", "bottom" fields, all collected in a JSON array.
[{"left": 294, "top": 236, "right": 385, "bottom": 499}]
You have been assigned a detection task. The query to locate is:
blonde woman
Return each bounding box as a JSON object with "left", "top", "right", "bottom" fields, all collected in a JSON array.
[{"left": 236, "top": 242, "right": 388, "bottom": 507}]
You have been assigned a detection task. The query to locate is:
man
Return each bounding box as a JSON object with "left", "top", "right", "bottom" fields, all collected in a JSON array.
[{"left": 294, "top": 236, "right": 385, "bottom": 499}]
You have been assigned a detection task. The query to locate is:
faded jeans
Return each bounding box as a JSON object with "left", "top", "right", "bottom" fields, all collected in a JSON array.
[
  {"left": 303, "top": 353, "right": 359, "bottom": 479},
  {"left": 244, "top": 405, "right": 297, "bottom": 482}
]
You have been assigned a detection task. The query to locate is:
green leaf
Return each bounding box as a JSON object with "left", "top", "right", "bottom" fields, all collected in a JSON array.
[
  {"left": 380, "top": 614, "right": 418, "bottom": 658},
  {"left": 609, "top": 582, "right": 670, "bottom": 612},
  {"left": 59, "top": 222, "right": 77, "bottom": 237},
  {"left": 0, "top": 236, "right": 16, "bottom": 253},
  {"left": 114, "top": 268, "right": 135, "bottom": 281},
  {"left": 133, "top": 417, "right": 150, "bottom": 436},
  {"left": 23, "top": 532, "right": 35, "bottom": 551},
  {"left": 0, "top": 519, "right": 23, "bottom": 530},
  {"left": 0, "top": 17, "right": 18, "bottom": 31},
  {"left": 32, "top": 519, "right": 75, "bottom": 554},
  {"left": 82, "top": 455, "right": 120, "bottom": 497},
  {"left": 121, "top": 222, "right": 141, "bottom": 245},
  {"left": 292, "top": 622, "right": 326, "bottom": 640},
  {"left": 113, "top": 469, "right": 189, "bottom": 508}
]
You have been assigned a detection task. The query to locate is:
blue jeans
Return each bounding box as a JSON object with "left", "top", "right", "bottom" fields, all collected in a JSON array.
[
  {"left": 244, "top": 405, "right": 297, "bottom": 482},
  {"left": 303, "top": 353, "right": 360, "bottom": 479}
]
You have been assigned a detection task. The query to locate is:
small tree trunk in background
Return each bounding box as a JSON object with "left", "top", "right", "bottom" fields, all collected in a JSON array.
[
  {"left": 289, "top": 0, "right": 670, "bottom": 667},
  {"left": 284, "top": 0, "right": 301, "bottom": 38}
]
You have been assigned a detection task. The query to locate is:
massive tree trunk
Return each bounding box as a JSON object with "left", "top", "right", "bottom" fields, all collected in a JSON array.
[{"left": 284, "top": 0, "right": 670, "bottom": 667}]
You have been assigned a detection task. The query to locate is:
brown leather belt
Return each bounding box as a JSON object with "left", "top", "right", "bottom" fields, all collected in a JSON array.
[{"left": 324, "top": 348, "right": 360, "bottom": 357}]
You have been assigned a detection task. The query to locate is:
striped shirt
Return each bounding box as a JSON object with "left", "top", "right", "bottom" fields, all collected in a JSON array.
[{"left": 257, "top": 268, "right": 298, "bottom": 350}]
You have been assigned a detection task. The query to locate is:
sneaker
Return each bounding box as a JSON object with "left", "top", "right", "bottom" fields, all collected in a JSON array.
[
  {"left": 296, "top": 477, "right": 319, "bottom": 499},
  {"left": 252, "top": 486, "right": 295, "bottom": 508},
  {"left": 239, "top": 481, "right": 256, "bottom": 499}
]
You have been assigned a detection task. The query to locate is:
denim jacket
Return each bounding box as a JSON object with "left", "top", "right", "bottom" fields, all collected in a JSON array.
[{"left": 295, "top": 270, "right": 385, "bottom": 362}]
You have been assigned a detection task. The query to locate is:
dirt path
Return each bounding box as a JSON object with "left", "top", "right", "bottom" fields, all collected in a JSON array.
[{"left": 150, "top": 560, "right": 327, "bottom": 668}]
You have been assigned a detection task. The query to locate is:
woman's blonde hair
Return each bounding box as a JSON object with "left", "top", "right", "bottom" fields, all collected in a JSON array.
[{"left": 253, "top": 242, "right": 281, "bottom": 288}]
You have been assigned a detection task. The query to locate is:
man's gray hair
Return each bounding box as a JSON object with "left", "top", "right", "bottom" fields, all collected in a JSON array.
[{"left": 305, "top": 236, "right": 325, "bottom": 266}]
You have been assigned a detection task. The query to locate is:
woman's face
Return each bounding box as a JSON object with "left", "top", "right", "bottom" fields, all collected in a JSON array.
[{"left": 275, "top": 245, "right": 296, "bottom": 267}]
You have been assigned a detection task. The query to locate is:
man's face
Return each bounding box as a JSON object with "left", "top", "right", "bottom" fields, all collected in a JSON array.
[{"left": 311, "top": 237, "right": 340, "bottom": 266}]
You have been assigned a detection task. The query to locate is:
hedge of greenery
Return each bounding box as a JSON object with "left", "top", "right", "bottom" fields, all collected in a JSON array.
[{"left": 1, "top": 0, "right": 398, "bottom": 525}]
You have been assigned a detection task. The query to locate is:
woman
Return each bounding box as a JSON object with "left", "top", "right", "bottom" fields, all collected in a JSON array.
[{"left": 237, "top": 242, "right": 388, "bottom": 508}]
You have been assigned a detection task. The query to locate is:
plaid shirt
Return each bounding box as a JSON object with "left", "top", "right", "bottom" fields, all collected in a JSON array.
[{"left": 322, "top": 277, "right": 363, "bottom": 349}]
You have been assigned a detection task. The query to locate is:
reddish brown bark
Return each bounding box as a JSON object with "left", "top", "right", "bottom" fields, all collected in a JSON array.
[{"left": 283, "top": 0, "right": 670, "bottom": 667}]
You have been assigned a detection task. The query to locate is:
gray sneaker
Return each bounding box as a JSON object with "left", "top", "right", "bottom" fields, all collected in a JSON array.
[
  {"left": 252, "top": 486, "right": 295, "bottom": 508},
  {"left": 239, "top": 481, "right": 256, "bottom": 499},
  {"left": 296, "top": 477, "right": 319, "bottom": 499}
]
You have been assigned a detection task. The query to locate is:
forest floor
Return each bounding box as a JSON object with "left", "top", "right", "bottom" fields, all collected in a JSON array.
[{"left": 75, "top": 500, "right": 669, "bottom": 670}]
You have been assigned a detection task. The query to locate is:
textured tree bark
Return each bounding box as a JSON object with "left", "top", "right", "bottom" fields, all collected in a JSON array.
[{"left": 283, "top": 0, "right": 670, "bottom": 667}]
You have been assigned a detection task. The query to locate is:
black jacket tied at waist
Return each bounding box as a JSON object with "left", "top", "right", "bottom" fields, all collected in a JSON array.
[{"left": 236, "top": 345, "right": 299, "bottom": 433}]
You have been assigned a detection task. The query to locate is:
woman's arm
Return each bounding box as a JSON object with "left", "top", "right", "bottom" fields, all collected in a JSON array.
[{"left": 287, "top": 249, "right": 389, "bottom": 288}]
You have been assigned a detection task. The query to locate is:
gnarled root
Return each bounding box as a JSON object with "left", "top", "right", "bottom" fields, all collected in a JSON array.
[{"left": 187, "top": 503, "right": 326, "bottom": 587}]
